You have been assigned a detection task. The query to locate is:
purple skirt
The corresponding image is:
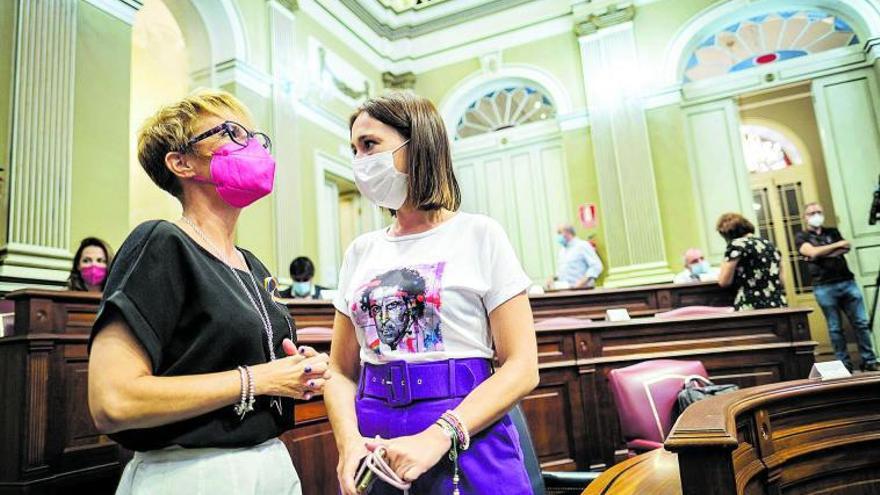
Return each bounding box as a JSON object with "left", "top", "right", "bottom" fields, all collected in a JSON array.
[{"left": 355, "top": 358, "right": 533, "bottom": 495}]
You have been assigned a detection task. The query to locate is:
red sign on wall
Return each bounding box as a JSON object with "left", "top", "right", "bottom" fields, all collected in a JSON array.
[{"left": 578, "top": 203, "right": 598, "bottom": 229}]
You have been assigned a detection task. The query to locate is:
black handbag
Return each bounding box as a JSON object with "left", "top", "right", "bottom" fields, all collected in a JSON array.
[{"left": 675, "top": 375, "right": 739, "bottom": 417}]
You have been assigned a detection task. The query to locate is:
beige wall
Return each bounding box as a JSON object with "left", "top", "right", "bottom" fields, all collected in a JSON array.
[
  {"left": 129, "top": 0, "right": 187, "bottom": 229},
  {"left": 71, "top": 1, "right": 133, "bottom": 254}
]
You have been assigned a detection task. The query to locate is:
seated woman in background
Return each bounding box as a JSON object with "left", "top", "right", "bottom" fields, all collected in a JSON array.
[
  {"left": 716, "top": 212, "right": 787, "bottom": 311},
  {"left": 67, "top": 237, "right": 114, "bottom": 292},
  {"left": 88, "top": 89, "right": 329, "bottom": 494}
]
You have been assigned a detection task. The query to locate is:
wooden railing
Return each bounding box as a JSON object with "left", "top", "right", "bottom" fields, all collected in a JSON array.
[{"left": 584, "top": 373, "right": 880, "bottom": 495}]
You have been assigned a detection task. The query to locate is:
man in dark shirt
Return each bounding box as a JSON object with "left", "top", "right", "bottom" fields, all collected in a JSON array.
[{"left": 796, "top": 202, "right": 879, "bottom": 372}]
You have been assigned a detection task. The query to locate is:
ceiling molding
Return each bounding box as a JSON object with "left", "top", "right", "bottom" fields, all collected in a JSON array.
[{"left": 337, "top": 0, "right": 536, "bottom": 40}]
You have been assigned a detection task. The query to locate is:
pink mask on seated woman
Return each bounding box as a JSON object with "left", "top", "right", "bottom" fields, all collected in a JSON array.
[{"left": 81, "top": 265, "right": 107, "bottom": 286}]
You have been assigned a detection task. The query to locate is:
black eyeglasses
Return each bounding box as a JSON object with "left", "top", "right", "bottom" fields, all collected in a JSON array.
[{"left": 182, "top": 120, "right": 272, "bottom": 153}]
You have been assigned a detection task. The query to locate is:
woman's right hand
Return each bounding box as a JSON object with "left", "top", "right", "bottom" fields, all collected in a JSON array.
[
  {"left": 252, "top": 339, "right": 331, "bottom": 400},
  {"left": 337, "top": 435, "right": 372, "bottom": 495}
]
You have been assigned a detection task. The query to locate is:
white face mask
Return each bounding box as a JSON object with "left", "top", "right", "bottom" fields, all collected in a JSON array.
[
  {"left": 807, "top": 213, "right": 824, "bottom": 228},
  {"left": 352, "top": 140, "right": 409, "bottom": 210}
]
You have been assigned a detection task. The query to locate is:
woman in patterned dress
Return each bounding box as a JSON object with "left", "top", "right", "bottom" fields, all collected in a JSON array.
[{"left": 716, "top": 212, "right": 788, "bottom": 311}]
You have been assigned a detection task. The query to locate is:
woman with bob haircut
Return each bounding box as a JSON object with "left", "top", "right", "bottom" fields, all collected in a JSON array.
[
  {"left": 88, "top": 89, "right": 329, "bottom": 494},
  {"left": 326, "top": 90, "right": 539, "bottom": 494},
  {"left": 716, "top": 212, "right": 788, "bottom": 311}
]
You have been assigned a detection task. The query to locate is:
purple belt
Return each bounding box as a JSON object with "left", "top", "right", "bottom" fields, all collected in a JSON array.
[{"left": 358, "top": 358, "right": 493, "bottom": 407}]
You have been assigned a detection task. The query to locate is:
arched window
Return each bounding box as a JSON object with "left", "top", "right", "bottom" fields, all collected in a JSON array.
[
  {"left": 455, "top": 86, "right": 556, "bottom": 140},
  {"left": 684, "top": 10, "right": 859, "bottom": 83},
  {"left": 741, "top": 124, "right": 803, "bottom": 173}
]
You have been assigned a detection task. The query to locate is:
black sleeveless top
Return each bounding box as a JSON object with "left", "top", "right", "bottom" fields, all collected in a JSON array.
[{"left": 89, "top": 220, "right": 297, "bottom": 451}]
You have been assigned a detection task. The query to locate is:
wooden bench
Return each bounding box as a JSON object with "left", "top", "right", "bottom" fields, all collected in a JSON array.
[
  {"left": 283, "top": 280, "right": 736, "bottom": 328},
  {"left": 584, "top": 373, "right": 880, "bottom": 495}
]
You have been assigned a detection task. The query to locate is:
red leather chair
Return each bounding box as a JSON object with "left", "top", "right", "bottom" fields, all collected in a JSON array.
[
  {"left": 295, "top": 326, "right": 333, "bottom": 344},
  {"left": 653, "top": 305, "right": 734, "bottom": 319},
  {"left": 533, "top": 316, "right": 592, "bottom": 330},
  {"left": 608, "top": 359, "right": 708, "bottom": 454}
]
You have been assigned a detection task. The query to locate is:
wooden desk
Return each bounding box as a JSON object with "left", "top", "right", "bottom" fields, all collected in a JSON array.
[
  {"left": 287, "top": 281, "right": 736, "bottom": 328},
  {"left": 527, "top": 307, "right": 816, "bottom": 470},
  {"left": 584, "top": 373, "right": 880, "bottom": 495},
  {"left": 529, "top": 281, "right": 734, "bottom": 320},
  {"left": 0, "top": 289, "right": 339, "bottom": 495},
  {"left": 0, "top": 290, "right": 813, "bottom": 494}
]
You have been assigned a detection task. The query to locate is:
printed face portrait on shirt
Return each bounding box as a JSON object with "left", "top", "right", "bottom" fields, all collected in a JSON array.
[{"left": 354, "top": 263, "right": 445, "bottom": 355}]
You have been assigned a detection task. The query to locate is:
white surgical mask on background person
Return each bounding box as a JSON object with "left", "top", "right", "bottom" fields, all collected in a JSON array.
[
  {"left": 807, "top": 213, "right": 824, "bottom": 228},
  {"left": 352, "top": 140, "right": 410, "bottom": 209}
]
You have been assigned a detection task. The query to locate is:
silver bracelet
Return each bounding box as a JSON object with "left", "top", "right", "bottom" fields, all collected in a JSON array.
[
  {"left": 244, "top": 365, "right": 256, "bottom": 413},
  {"left": 234, "top": 366, "right": 249, "bottom": 419}
]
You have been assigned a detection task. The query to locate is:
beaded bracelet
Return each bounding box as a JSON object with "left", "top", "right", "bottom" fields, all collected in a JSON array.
[
  {"left": 234, "top": 366, "right": 249, "bottom": 419},
  {"left": 233, "top": 365, "right": 256, "bottom": 420},
  {"left": 434, "top": 419, "right": 462, "bottom": 495},
  {"left": 244, "top": 365, "right": 256, "bottom": 413},
  {"left": 440, "top": 410, "right": 470, "bottom": 451}
]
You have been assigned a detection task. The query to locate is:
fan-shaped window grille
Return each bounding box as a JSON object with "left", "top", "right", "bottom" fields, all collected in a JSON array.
[
  {"left": 455, "top": 86, "right": 556, "bottom": 140},
  {"left": 741, "top": 124, "right": 803, "bottom": 174},
  {"left": 684, "top": 10, "right": 859, "bottom": 83}
]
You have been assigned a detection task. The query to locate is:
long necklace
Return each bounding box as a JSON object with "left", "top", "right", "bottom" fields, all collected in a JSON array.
[{"left": 181, "top": 216, "right": 293, "bottom": 415}]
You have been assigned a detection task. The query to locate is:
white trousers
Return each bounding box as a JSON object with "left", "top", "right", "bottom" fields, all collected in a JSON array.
[{"left": 116, "top": 437, "right": 302, "bottom": 495}]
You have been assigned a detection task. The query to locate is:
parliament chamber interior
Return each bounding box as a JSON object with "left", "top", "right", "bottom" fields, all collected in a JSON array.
[{"left": 1, "top": 0, "right": 880, "bottom": 494}]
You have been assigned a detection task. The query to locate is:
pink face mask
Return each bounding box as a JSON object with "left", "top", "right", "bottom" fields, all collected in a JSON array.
[
  {"left": 194, "top": 138, "right": 276, "bottom": 208},
  {"left": 81, "top": 265, "right": 107, "bottom": 287}
]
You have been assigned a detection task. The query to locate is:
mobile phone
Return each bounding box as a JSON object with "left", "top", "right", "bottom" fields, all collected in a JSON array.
[{"left": 354, "top": 456, "right": 376, "bottom": 494}]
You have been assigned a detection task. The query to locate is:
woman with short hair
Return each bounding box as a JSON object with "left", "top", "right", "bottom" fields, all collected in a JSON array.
[
  {"left": 88, "top": 89, "right": 328, "bottom": 494},
  {"left": 716, "top": 212, "right": 787, "bottom": 311}
]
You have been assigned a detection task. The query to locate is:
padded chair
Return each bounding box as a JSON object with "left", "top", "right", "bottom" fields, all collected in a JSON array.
[
  {"left": 534, "top": 316, "right": 593, "bottom": 331},
  {"left": 509, "top": 403, "right": 600, "bottom": 495},
  {"left": 653, "top": 305, "right": 734, "bottom": 319},
  {"left": 294, "top": 326, "right": 333, "bottom": 344},
  {"left": 607, "top": 359, "right": 708, "bottom": 454}
]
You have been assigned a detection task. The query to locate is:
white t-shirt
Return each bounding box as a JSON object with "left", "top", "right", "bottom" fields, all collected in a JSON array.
[{"left": 333, "top": 212, "right": 531, "bottom": 365}]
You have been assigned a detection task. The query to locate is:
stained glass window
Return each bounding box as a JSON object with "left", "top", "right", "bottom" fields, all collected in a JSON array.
[
  {"left": 741, "top": 124, "right": 803, "bottom": 173},
  {"left": 684, "top": 10, "right": 859, "bottom": 83},
  {"left": 455, "top": 86, "right": 556, "bottom": 140}
]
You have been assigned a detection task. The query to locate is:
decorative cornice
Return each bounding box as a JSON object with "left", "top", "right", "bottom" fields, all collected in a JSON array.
[
  {"left": 319, "top": 47, "right": 370, "bottom": 100},
  {"left": 575, "top": 4, "right": 635, "bottom": 37},
  {"left": 272, "top": 0, "right": 298, "bottom": 13},
  {"left": 83, "top": 0, "right": 142, "bottom": 25},
  {"left": 382, "top": 71, "right": 417, "bottom": 90},
  {"left": 214, "top": 59, "right": 273, "bottom": 98},
  {"left": 337, "top": 0, "right": 535, "bottom": 40}
]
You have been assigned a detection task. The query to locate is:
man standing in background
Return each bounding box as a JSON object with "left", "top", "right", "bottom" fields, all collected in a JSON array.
[
  {"left": 796, "top": 202, "right": 879, "bottom": 372},
  {"left": 548, "top": 224, "right": 603, "bottom": 290}
]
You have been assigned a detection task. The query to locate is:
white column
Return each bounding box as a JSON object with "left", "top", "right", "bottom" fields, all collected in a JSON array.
[
  {"left": 1, "top": 0, "right": 79, "bottom": 289},
  {"left": 577, "top": 10, "right": 673, "bottom": 287},
  {"left": 268, "top": 0, "right": 303, "bottom": 285}
]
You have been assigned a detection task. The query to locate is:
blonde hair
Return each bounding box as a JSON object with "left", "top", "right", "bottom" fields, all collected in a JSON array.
[{"left": 136, "top": 89, "right": 253, "bottom": 198}]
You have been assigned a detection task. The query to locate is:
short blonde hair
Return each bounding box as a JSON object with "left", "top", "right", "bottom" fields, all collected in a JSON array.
[{"left": 136, "top": 89, "right": 253, "bottom": 198}]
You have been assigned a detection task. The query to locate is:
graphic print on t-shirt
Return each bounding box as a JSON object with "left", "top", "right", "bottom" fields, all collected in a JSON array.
[{"left": 352, "top": 262, "right": 444, "bottom": 355}]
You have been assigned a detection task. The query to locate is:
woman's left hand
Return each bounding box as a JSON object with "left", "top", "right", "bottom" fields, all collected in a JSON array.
[{"left": 366, "top": 424, "right": 452, "bottom": 482}]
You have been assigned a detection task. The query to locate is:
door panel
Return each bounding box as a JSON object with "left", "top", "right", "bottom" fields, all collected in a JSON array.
[
  {"left": 455, "top": 137, "right": 568, "bottom": 283},
  {"left": 683, "top": 99, "right": 754, "bottom": 261}
]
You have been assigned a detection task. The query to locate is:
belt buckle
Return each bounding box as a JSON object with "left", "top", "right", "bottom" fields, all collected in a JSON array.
[{"left": 386, "top": 361, "right": 412, "bottom": 407}]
